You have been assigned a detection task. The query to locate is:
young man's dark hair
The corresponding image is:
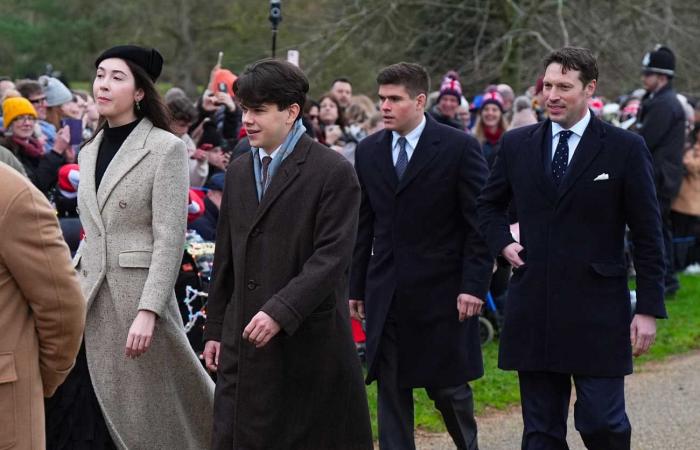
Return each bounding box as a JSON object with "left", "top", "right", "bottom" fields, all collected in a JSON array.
[
  {"left": 15, "top": 79, "right": 43, "bottom": 99},
  {"left": 543, "top": 47, "right": 599, "bottom": 86},
  {"left": 376, "top": 62, "right": 430, "bottom": 98},
  {"left": 331, "top": 77, "right": 352, "bottom": 87},
  {"left": 167, "top": 96, "right": 198, "bottom": 123},
  {"left": 233, "top": 59, "right": 309, "bottom": 121}
]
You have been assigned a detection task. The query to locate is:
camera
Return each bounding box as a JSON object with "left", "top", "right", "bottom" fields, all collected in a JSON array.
[{"left": 269, "top": 0, "right": 282, "bottom": 27}]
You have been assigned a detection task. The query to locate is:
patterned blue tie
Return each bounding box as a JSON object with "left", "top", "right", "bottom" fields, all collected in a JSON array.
[
  {"left": 395, "top": 137, "right": 408, "bottom": 180},
  {"left": 552, "top": 130, "right": 573, "bottom": 186}
]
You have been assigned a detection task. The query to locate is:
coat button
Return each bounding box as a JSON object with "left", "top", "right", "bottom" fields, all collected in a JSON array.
[
  {"left": 247, "top": 280, "right": 258, "bottom": 290},
  {"left": 119, "top": 200, "right": 127, "bottom": 209},
  {"left": 82, "top": 269, "right": 88, "bottom": 277}
]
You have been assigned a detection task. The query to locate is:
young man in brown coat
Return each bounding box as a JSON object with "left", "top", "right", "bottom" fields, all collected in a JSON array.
[
  {"left": 203, "top": 60, "right": 373, "bottom": 450},
  {"left": 0, "top": 162, "right": 85, "bottom": 450}
]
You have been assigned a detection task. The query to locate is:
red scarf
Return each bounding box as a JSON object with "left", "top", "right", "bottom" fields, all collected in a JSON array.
[
  {"left": 483, "top": 126, "right": 503, "bottom": 146},
  {"left": 12, "top": 136, "right": 44, "bottom": 159}
]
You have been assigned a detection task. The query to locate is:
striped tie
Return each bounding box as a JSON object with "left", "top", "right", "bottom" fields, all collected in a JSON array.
[{"left": 395, "top": 137, "right": 408, "bottom": 179}]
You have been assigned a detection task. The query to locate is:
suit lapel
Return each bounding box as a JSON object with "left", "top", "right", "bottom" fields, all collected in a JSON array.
[
  {"left": 373, "top": 130, "right": 399, "bottom": 190},
  {"left": 557, "top": 116, "right": 604, "bottom": 201},
  {"left": 396, "top": 116, "right": 441, "bottom": 195},
  {"left": 249, "top": 135, "right": 310, "bottom": 228},
  {"left": 96, "top": 119, "right": 153, "bottom": 211},
  {"left": 525, "top": 120, "right": 558, "bottom": 205},
  {"left": 78, "top": 133, "right": 105, "bottom": 231}
]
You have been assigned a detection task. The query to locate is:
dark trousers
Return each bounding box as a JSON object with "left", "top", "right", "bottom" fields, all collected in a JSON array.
[
  {"left": 376, "top": 314, "right": 477, "bottom": 450},
  {"left": 518, "top": 371, "right": 631, "bottom": 450},
  {"left": 660, "top": 198, "right": 680, "bottom": 294}
]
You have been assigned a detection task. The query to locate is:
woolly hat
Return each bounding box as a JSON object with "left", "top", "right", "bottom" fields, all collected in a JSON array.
[
  {"left": 2, "top": 96, "right": 37, "bottom": 129},
  {"left": 39, "top": 76, "right": 73, "bottom": 107},
  {"left": 187, "top": 189, "right": 206, "bottom": 223},
  {"left": 588, "top": 97, "right": 604, "bottom": 116},
  {"left": 437, "top": 71, "right": 462, "bottom": 102},
  {"left": 209, "top": 69, "right": 238, "bottom": 97},
  {"left": 204, "top": 172, "right": 225, "bottom": 191},
  {"left": 95, "top": 45, "right": 164, "bottom": 82},
  {"left": 480, "top": 91, "right": 505, "bottom": 112},
  {"left": 57, "top": 164, "right": 80, "bottom": 198},
  {"left": 642, "top": 45, "right": 675, "bottom": 77}
]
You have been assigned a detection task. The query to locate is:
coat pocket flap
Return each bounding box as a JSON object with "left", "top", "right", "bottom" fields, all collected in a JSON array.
[
  {"left": 590, "top": 262, "right": 627, "bottom": 277},
  {"left": 0, "top": 353, "right": 17, "bottom": 384},
  {"left": 118, "top": 250, "right": 152, "bottom": 268}
]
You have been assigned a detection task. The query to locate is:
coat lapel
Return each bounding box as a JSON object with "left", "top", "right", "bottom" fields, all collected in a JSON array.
[
  {"left": 372, "top": 130, "right": 399, "bottom": 190},
  {"left": 96, "top": 119, "right": 153, "bottom": 211},
  {"left": 78, "top": 133, "right": 105, "bottom": 231},
  {"left": 396, "top": 116, "right": 441, "bottom": 195},
  {"left": 525, "top": 120, "right": 558, "bottom": 205},
  {"left": 557, "top": 116, "right": 605, "bottom": 201},
  {"left": 236, "top": 153, "right": 260, "bottom": 224},
  {"left": 249, "top": 135, "right": 310, "bottom": 228}
]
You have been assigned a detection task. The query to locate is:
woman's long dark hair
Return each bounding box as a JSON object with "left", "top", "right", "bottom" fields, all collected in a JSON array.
[
  {"left": 83, "top": 59, "right": 172, "bottom": 147},
  {"left": 318, "top": 93, "right": 347, "bottom": 129}
]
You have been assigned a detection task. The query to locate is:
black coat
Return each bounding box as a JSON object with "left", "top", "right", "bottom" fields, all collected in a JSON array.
[
  {"left": 204, "top": 134, "right": 372, "bottom": 450},
  {"left": 636, "top": 83, "right": 687, "bottom": 201},
  {"left": 478, "top": 117, "right": 667, "bottom": 377},
  {"left": 350, "top": 115, "right": 492, "bottom": 388}
]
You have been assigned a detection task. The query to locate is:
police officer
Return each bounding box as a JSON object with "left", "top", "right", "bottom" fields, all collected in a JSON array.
[{"left": 636, "top": 45, "right": 686, "bottom": 297}]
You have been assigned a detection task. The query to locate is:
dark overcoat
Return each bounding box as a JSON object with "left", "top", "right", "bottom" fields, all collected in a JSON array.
[
  {"left": 478, "top": 116, "right": 667, "bottom": 377},
  {"left": 204, "top": 134, "right": 373, "bottom": 450},
  {"left": 636, "top": 83, "right": 687, "bottom": 202},
  {"left": 349, "top": 115, "right": 492, "bottom": 388}
]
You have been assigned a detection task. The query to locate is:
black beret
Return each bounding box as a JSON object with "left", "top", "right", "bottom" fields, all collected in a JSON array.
[{"left": 95, "top": 45, "right": 164, "bottom": 82}]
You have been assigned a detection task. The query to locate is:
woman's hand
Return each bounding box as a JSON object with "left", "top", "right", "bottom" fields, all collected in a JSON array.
[
  {"left": 125, "top": 310, "right": 157, "bottom": 359},
  {"left": 53, "top": 126, "right": 70, "bottom": 155}
]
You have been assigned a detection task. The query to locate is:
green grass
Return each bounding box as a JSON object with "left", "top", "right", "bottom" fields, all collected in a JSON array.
[{"left": 364, "top": 273, "right": 700, "bottom": 436}]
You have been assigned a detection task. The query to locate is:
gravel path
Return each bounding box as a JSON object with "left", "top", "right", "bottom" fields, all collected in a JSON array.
[{"left": 411, "top": 350, "right": 700, "bottom": 449}]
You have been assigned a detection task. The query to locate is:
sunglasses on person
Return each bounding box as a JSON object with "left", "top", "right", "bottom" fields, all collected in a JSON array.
[{"left": 29, "top": 96, "right": 48, "bottom": 105}]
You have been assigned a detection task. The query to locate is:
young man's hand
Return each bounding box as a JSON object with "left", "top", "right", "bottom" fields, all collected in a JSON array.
[
  {"left": 203, "top": 340, "right": 221, "bottom": 372},
  {"left": 243, "top": 312, "right": 281, "bottom": 348}
]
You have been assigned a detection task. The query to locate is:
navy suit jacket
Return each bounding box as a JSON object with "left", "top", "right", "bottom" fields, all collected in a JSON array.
[
  {"left": 478, "top": 116, "right": 667, "bottom": 377},
  {"left": 350, "top": 114, "right": 492, "bottom": 388}
]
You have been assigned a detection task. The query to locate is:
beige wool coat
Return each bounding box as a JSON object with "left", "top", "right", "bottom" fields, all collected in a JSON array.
[
  {"left": 74, "top": 119, "right": 214, "bottom": 449},
  {"left": 0, "top": 162, "right": 85, "bottom": 450}
]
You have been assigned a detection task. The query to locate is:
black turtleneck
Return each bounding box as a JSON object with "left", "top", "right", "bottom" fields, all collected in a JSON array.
[{"left": 95, "top": 119, "right": 141, "bottom": 189}]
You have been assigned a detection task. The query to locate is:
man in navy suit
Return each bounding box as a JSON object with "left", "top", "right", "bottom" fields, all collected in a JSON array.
[
  {"left": 478, "top": 47, "right": 666, "bottom": 449},
  {"left": 349, "top": 62, "right": 492, "bottom": 450}
]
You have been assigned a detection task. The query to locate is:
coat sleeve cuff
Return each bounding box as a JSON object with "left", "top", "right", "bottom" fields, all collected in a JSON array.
[
  {"left": 203, "top": 320, "right": 224, "bottom": 342},
  {"left": 492, "top": 234, "right": 516, "bottom": 259},
  {"left": 260, "top": 295, "right": 302, "bottom": 336}
]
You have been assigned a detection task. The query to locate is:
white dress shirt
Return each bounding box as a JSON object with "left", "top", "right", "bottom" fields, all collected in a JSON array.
[
  {"left": 551, "top": 109, "right": 591, "bottom": 164},
  {"left": 391, "top": 116, "right": 427, "bottom": 165}
]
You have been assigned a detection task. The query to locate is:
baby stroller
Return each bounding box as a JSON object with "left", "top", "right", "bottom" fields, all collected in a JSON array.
[{"left": 479, "top": 291, "right": 505, "bottom": 346}]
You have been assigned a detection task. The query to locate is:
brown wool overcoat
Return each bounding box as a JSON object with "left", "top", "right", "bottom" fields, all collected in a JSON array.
[
  {"left": 0, "top": 163, "right": 85, "bottom": 450},
  {"left": 204, "top": 134, "right": 373, "bottom": 450}
]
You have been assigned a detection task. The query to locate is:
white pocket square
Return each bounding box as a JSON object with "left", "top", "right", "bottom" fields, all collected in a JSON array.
[{"left": 593, "top": 173, "right": 609, "bottom": 181}]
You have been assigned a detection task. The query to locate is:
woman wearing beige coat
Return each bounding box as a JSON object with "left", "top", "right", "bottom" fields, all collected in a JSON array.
[{"left": 54, "top": 46, "right": 213, "bottom": 449}]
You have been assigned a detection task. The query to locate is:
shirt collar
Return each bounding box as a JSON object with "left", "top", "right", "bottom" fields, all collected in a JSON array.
[
  {"left": 259, "top": 145, "right": 281, "bottom": 162},
  {"left": 392, "top": 115, "right": 427, "bottom": 150},
  {"left": 551, "top": 108, "right": 591, "bottom": 138}
]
